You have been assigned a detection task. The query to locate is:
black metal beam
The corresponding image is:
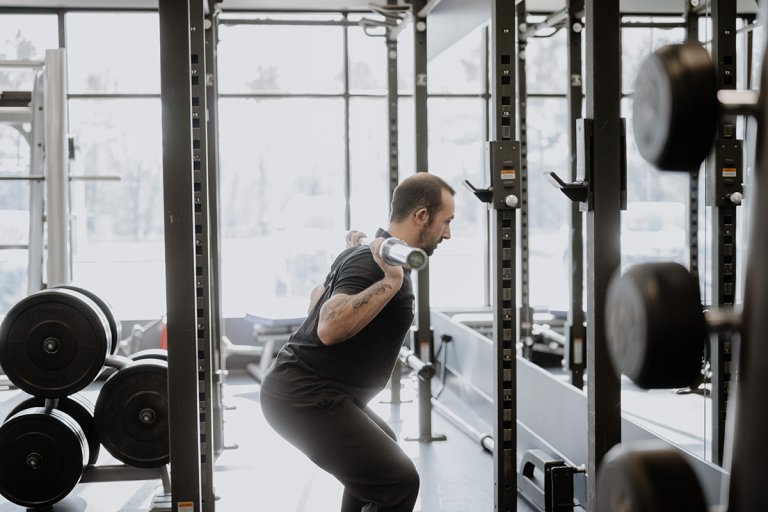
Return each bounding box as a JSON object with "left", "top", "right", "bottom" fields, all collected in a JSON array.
[
  {"left": 730, "top": 3, "right": 768, "bottom": 506},
  {"left": 409, "top": 0, "right": 445, "bottom": 444},
  {"left": 490, "top": 1, "right": 520, "bottom": 510},
  {"left": 516, "top": 1, "right": 533, "bottom": 361},
  {"left": 204, "top": 0, "right": 226, "bottom": 460},
  {"left": 707, "top": 0, "right": 740, "bottom": 466},
  {"left": 565, "top": 0, "right": 586, "bottom": 390},
  {"left": 158, "top": 1, "right": 203, "bottom": 509},
  {"left": 684, "top": 0, "right": 701, "bottom": 284},
  {"left": 584, "top": 0, "right": 622, "bottom": 508}
]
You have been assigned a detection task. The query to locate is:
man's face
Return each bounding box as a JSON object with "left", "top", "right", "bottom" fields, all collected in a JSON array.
[{"left": 419, "top": 189, "right": 455, "bottom": 256}]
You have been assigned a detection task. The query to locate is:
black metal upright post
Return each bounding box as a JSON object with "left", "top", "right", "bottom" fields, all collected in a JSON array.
[
  {"left": 565, "top": 0, "right": 586, "bottom": 390},
  {"left": 685, "top": 0, "right": 701, "bottom": 283},
  {"left": 408, "top": 0, "right": 445, "bottom": 444},
  {"left": 490, "top": 1, "right": 520, "bottom": 510},
  {"left": 707, "top": 0, "right": 741, "bottom": 466},
  {"left": 158, "top": 1, "right": 205, "bottom": 510},
  {"left": 516, "top": 1, "right": 534, "bottom": 360},
  {"left": 729, "top": 4, "right": 768, "bottom": 505},
  {"left": 386, "top": 11, "right": 404, "bottom": 406},
  {"left": 204, "top": 0, "right": 225, "bottom": 459},
  {"left": 584, "top": 0, "right": 622, "bottom": 508},
  {"left": 189, "top": 2, "right": 217, "bottom": 506}
]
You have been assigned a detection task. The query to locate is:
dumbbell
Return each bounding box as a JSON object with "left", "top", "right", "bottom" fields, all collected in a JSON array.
[
  {"left": 0, "top": 288, "right": 111, "bottom": 397},
  {"left": 360, "top": 237, "right": 428, "bottom": 271},
  {"left": 54, "top": 284, "right": 122, "bottom": 355},
  {"left": 633, "top": 42, "right": 759, "bottom": 172},
  {"left": 95, "top": 359, "right": 169, "bottom": 468},
  {"left": 0, "top": 406, "right": 89, "bottom": 509},
  {"left": 597, "top": 441, "right": 707, "bottom": 512},
  {"left": 605, "top": 262, "right": 739, "bottom": 389},
  {"left": 6, "top": 393, "right": 101, "bottom": 466}
]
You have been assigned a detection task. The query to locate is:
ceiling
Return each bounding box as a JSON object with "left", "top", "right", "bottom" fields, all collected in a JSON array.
[{"left": 0, "top": 0, "right": 759, "bottom": 15}]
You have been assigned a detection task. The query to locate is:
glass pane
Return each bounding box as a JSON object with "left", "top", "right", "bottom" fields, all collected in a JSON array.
[
  {"left": 218, "top": 98, "right": 345, "bottom": 317},
  {"left": 622, "top": 97, "right": 689, "bottom": 271},
  {"left": 429, "top": 26, "right": 485, "bottom": 94},
  {"left": 68, "top": 99, "right": 165, "bottom": 320},
  {"left": 0, "top": 124, "right": 30, "bottom": 175},
  {"left": 0, "top": 125, "right": 32, "bottom": 313},
  {"left": 66, "top": 13, "right": 160, "bottom": 94},
  {"left": 218, "top": 24, "right": 344, "bottom": 94},
  {"left": 526, "top": 28, "right": 567, "bottom": 95},
  {"left": 350, "top": 97, "right": 389, "bottom": 232},
  {"left": 428, "top": 97, "right": 486, "bottom": 308},
  {"left": 0, "top": 14, "right": 58, "bottom": 90},
  {"left": 622, "top": 25, "right": 685, "bottom": 93},
  {"left": 348, "top": 25, "right": 387, "bottom": 94},
  {"left": 525, "top": 97, "right": 570, "bottom": 311}
]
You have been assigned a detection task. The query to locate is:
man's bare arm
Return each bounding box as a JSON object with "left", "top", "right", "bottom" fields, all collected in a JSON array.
[{"left": 316, "top": 275, "right": 401, "bottom": 345}]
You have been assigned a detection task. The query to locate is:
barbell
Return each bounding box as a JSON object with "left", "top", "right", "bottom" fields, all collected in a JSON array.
[{"left": 360, "top": 237, "right": 428, "bottom": 271}]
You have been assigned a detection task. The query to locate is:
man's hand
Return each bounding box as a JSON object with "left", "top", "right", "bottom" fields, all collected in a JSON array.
[
  {"left": 345, "top": 230, "right": 367, "bottom": 248},
  {"left": 368, "top": 237, "right": 404, "bottom": 283}
]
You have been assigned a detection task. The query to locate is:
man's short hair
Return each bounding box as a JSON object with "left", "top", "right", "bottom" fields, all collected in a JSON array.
[{"left": 390, "top": 173, "right": 455, "bottom": 223}]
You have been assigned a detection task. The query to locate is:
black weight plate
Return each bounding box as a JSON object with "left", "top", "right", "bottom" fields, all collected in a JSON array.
[
  {"left": 6, "top": 394, "right": 101, "bottom": 465},
  {"left": 129, "top": 348, "right": 168, "bottom": 362},
  {"left": 605, "top": 262, "right": 707, "bottom": 389},
  {"left": 597, "top": 442, "right": 707, "bottom": 512},
  {"left": 55, "top": 284, "right": 121, "bottom": 355},
  {"left": 0, "top": 288, "right": 111, "bottom": 397},
  {"left": 95, "top": 360, "right": 169, "bottom": 468},
  {"left": 0, "top": 407, "right": 88, "bottom": 509},
  {"left": 632, "top": 42, "right": 718, "bottom": 171}
]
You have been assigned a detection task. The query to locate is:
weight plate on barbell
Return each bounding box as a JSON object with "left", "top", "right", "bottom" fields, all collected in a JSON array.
[
  {"left": 0, "top": 288, "right": 111, "bottom": 397},
  {"left": 55, "top": 284, "right": 121, "bottom": 355},
  {"left": 632, "top": 42, "right": 718, "bottom": 171},
  {"left": 605, "top": 262, "right": 707, "bottom": 389},
  {"left": 0, "top": 407, "right": 88, "bottom": 509},
  {"left": 6, "top": 394, "right": 101, "bottom": 466},
  {"left": 95, "top": 359, "right": 169, "bottom": 468},
  {"left": 597, "top": 442, "right": 707, "bottom": 512},
  {"left": 129, "top": 348, "right": 168, "bottom": 362}
]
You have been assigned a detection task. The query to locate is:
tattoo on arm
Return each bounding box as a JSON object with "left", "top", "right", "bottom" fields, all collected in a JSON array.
[{"left": 352, "top": 281, "right": 392, "bottom": 309}]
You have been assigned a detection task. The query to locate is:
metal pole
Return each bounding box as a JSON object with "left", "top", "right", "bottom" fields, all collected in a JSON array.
[
  {"left": 28, "top": 69, "right": 45, "bottom": 293},
  {"left": 158, "top": 1, "right": 204, "bottom": 509},
  {"left": 566, "top": 0, "right": 586, "bottom": 390},
  {"left": 407, "top": 0, "right": 445, "bottom": 444},
  {"left": 707, "top": 0, "right": 740, "bottom": 466},
  {"left": 43, "top": 48, "right": 71, "bottom": 287},
  {"left": 584, "top": 0, "right": 622, "bottom": 508}
]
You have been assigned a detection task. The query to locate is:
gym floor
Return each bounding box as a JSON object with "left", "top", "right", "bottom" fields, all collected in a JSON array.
[{"left": 0, "top": 372, "right": 537, "bottom": 512}]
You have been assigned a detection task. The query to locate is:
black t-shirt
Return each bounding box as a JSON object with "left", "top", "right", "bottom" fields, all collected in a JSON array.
[{"left": 262, "top": 229, "right": 415, "bottom": 405}]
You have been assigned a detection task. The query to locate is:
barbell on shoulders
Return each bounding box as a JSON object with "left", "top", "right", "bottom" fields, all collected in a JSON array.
[{"left": 360, "top": 237, "right": 428, "bottom": 271}]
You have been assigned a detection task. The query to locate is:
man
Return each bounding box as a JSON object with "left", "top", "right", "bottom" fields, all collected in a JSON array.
[{"left": 260, "top": 173, "right": 455, "bottom": 512}]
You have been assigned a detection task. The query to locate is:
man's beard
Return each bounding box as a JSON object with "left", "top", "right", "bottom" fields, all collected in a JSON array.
[{"left": 419, "top": 225, "right": 440, "bottom": 256}]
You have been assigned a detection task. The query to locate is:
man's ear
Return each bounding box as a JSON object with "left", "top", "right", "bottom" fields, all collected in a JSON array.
[{"left": 413, "top": 207, "right": 429, "bottom": 226}]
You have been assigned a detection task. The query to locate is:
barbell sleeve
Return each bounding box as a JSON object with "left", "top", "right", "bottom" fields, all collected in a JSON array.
[
  {"left": 359, "top": 237, "right": 428, "bottom": 271},
  {"left": 398, "top": 346, "right": 435, "bottom": 380}
]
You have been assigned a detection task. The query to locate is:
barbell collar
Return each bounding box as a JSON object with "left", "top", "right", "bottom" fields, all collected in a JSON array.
[{"left": 717, "top": 89, "right": 760, "bottom": 117}]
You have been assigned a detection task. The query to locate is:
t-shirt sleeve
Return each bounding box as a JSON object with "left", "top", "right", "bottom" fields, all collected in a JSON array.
[{"left": 332, "top": 249, "right": 383, "bottom": 297}]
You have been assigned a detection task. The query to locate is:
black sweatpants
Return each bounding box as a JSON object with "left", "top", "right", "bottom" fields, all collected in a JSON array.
[{"left": 260, "top": 385, "right": 420, "bottom": 512}]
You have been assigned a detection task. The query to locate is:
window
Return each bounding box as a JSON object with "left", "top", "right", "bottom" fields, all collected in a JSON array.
[
  {"left": 66, "top": 12, "right": 163, "bottom": 320},
  {"left": 0, "top": 14, "right": 58, "bottom": 314}
]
